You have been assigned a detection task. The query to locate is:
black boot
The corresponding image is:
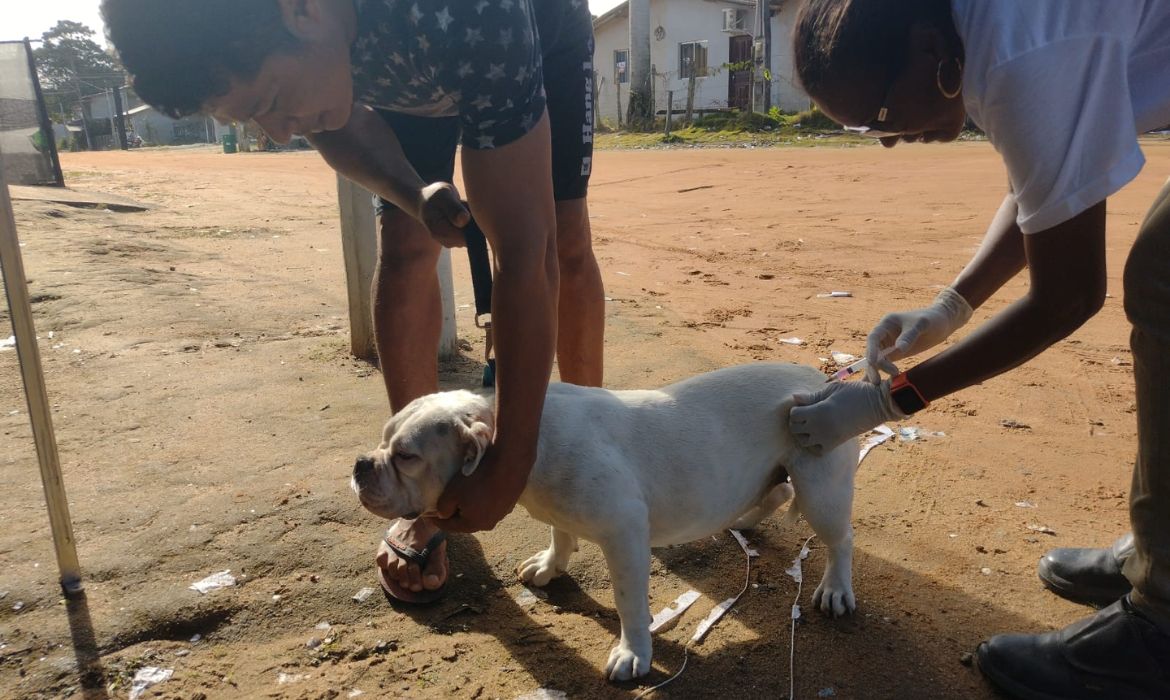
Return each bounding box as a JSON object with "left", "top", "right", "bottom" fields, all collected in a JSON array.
[
  {"left": 976, "top": 596, "right": 1170, "bottom": 700},
  {"left": 1038, "top": 533, "right": 1133, "bottom": 607}
]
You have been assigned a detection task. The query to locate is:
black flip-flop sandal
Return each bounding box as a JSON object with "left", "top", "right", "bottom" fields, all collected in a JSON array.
[{"left": 377, "top": 527, "right": 449, "bottom": 605}]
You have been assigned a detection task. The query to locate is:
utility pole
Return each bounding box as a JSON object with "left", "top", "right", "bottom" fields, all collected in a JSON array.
[
  {"left": 111, "top": 85, "right": 129, "bottom": 150},
  {"left": 69, "top": 56, "right": 92, "bottom": 150},
  {"left": 627, "top": 0, "right": 653, "bottom": 129},
  {"left": 760, "top": 0, "right": 773, "bottom": 113}
]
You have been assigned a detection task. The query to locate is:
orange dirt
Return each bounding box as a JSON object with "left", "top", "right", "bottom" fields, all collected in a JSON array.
[{"left": 1, "top": 138, "right": 1168, "bottom": 699}]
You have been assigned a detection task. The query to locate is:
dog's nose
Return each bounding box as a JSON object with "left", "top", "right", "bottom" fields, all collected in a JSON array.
[{"left": 353, "top": 456, "right": 376, "bottom": 478}]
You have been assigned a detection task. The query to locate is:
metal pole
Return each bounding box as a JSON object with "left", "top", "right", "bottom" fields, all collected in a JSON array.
[{"left": 0, "top": 157, "right": 83, "bottom": 595}]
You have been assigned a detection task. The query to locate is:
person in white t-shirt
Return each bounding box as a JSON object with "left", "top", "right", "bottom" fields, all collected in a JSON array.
[{"left": 788, "top": 0, "right": 1170, "bottom": 697}]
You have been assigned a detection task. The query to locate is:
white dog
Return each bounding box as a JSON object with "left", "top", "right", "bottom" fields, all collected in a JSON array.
[{"left": 351, "top": 363, "right": 859, "bottom": 681}]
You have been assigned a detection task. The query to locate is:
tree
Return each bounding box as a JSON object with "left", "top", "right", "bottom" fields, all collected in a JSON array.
[{"left": 33, "top": 21, "right": 124, "bottom": 122}]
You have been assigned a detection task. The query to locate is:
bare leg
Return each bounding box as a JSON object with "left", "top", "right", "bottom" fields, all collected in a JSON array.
[
  {"left": 373, "top": 208, "right": 447, "bottom": 596},
  {"left": 554, "top": 198, "right": 604, "bottom": 387}
]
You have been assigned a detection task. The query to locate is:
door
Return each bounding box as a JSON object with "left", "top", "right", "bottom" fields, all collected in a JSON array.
[{"left": 727, "top": 35, "right": 752, "bottom": 111}]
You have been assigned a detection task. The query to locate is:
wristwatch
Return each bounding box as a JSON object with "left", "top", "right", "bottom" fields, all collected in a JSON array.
[{"left": 889, "top": 372, "right": 930, "bottom": 415}]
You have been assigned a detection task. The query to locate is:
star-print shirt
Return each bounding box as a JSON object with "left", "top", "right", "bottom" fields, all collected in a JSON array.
[{"left": 350, "top": 0, "right": 546, "bottom": 150}]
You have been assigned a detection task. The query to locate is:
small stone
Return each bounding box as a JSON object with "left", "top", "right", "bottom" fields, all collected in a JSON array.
[
  {"left": 306, "top": 637, "right": 322, "bottom": 650},
  {"left": 960, "top": 652, "right": 974, "bottom": 667},
  {"left": 981, "top": 567, "right": 993, "bottom": 576}
]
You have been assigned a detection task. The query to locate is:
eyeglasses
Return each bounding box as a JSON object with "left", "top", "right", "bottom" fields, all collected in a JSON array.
[{"left": 844, "top": 73, "right": 903, "bottom": 139}]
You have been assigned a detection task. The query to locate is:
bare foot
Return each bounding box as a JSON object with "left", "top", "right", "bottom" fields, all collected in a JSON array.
[{"left": 375, "top": 518, "right": 449, "bottom": 603}]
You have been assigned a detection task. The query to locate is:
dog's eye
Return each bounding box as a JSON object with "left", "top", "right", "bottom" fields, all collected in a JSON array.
[{"left": 393, "top": 452, "right": 418, "bottom": 465}]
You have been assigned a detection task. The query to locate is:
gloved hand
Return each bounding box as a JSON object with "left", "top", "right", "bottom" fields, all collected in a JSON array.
[
  {"left": 788, "top": 379, "right": 906, "bottom": 455},
  {"left": 865, "top": 287, "right": 973, "bottom": 383}
]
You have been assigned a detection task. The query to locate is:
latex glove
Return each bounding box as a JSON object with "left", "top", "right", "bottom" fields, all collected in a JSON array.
[
  {"left": 788, "top": 379, "right": 907, "bottom": 455},
  {"left": 415, "top": 181, "right": 471, "bottom": 248},
  {"left": 865, "top": 287, "right": 973, "bottom": 383}
]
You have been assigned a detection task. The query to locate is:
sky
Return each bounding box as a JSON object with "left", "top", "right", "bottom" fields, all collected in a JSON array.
[{"left": 3, "top": 0, "right": 630, "bottom": 44}]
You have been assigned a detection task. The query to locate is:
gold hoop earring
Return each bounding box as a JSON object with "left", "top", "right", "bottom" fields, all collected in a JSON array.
[{"left": 936, "top": 57, "right": 962, "bottom": 99}]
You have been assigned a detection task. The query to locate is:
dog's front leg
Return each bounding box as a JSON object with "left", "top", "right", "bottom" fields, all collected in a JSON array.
[
  {"left": 599, "top": 528, "right": 653, "bottom": 681},
  {"left": 518, "top": 527, "right": 577, "bottom": 587}
]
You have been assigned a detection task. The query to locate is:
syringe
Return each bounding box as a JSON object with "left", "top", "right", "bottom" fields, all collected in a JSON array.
[{"left": 826, "top": 349, "right": 895, "bottom": 383}]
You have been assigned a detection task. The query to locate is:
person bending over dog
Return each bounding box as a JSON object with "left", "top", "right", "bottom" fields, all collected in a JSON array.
[
  {"left": 786, "top": 0, "right": 1170, "bottom": 697},
  {"left": 100, "top": 0, "right": 605, "bottom": 604}
]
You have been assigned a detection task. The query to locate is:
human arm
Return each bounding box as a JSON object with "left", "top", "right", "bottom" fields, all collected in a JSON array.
[
  {"left": 428, "top": 112, "right": 559, "bottom": 532},
  {"left": 306, "top": 105, "right": 469, "bottom": 246},
  {"left": 790, "top": 200, "right": 1107, "bottom": 453}
]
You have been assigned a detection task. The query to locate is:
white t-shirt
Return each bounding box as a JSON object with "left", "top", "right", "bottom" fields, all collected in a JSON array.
[{"left": 951, "top": 0, "right": 1170, "bottom": 233}]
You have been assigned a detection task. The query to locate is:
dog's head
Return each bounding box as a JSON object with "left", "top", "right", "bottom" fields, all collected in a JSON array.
[{"left": 351, "top": 390, "right": 494, "bottom": 520}]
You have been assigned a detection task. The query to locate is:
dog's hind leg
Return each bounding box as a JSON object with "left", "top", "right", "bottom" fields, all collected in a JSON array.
[
  {"left": 598, "top": 517, "right": 653, "bottom": 681},
  {"left": 732, "top": 481, "right": 795, "bottom": 530},
  {"left": 518, "top": 527, "right": 578, "bottom": 587},
  {"left": 788, "top": 443, "right": 858, "bottom": 618}
]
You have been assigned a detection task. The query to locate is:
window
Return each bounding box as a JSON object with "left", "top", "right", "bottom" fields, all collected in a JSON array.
[
  {"left": 614, "top": 49, "right": 629, "bottom": 83},
  {"left": 679, "top": 41, "right": 708, "bottom": 80}
]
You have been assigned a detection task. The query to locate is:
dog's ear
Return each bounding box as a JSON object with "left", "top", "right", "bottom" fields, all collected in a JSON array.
[{"left": 459, "top": 419, "right": 493, "bottom": 476}]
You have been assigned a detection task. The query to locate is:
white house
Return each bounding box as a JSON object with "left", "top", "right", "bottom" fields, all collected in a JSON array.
[{"left": 593, "top": 0, "right": 810, "bottom": 126}]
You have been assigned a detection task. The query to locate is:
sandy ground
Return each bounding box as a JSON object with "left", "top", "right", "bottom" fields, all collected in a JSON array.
[{"left": 1, "top": 138, "right": 1168, "bottom": 700}]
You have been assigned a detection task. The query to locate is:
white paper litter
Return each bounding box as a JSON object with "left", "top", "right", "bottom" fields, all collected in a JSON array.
[
  {"left": 0, "top": 336, "right": 14, "bottom": 351},
  {"left": 816, "top": 291, "right": 853, "bottom": 298},
  {"left": 692, "top": 597, "right": 737, "bottom": 643},
  {"left": 898, "top": 426, "right": 946, "bottom": 442},
  {"left": 129, "top": 667, "right": 173, "bottom": 700},
  {"left": 791, "top": 603, "right": 802, "bottom": 620},
  {"left": 515, "top": 689, "right": 568, "bottom": 700},
  {"left": 189, "top": 570, "right": 236, "bottom": 594},
  {"left": 1027, "top": 524, "right": 1057, "bottom": 535},
  {"left": 729, "top": 530, "right": 759, "bottom": 558},
  {"left": 352, "top": 587, "right": 376, "bottom": 603},
  {"left": 277, "top": 672, "right": 305, "bottom": 685},
  {"left": 649, "top": 590, "right": 702, "bottom": 634},
  {"left": 1014, "top": 500, "right": 1038, "bottom": 509},
  {"left": 785, "top": 540, "right": 812, "bottom": 584},
  {"left": 778, "top": 337, "right": 805, "bottom": 346},
  {"left": 830, "top": 351, "right": 857, "bottom": 365},
  {"left": 859, "top": 425, "right": 895, "bottom": 465}
]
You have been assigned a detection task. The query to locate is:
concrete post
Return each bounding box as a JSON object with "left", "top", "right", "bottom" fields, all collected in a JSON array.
[{"left": 336, "top": 176, "right": 457, "bottom": 362}]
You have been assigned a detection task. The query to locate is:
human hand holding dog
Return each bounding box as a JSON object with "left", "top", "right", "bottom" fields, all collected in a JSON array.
[
  {"left": 428, "top": 443, "right": 532, "bottom": 533},
  {"left": 788, "top": 379, "right": 906, "bottom": 455},
  {"left": 864, "top": 287, "right": 973, "bottom": 382}
]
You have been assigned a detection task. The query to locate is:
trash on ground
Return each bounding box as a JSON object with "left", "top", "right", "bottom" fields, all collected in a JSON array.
[
  {"left": 830, "top": 351, "right": 857, "bottom": 365},
  {"left": 778, "top": 337, "right": 805, "bottom": 346},
  {"left": 981, "top": 567, "right": 993, "bottom": 575},
  {"left": 692, "top": 597, "right": 736, "bottom": 643},
  {"left": 1027, "top": 524, "right": 1057, "bottom": 536},
  {"left": 816, "top": 291, "right": 853, "bottom": 298},
  {"left": 513, "top": 586, "right": 549, "bottom": 606},
  {"left": 1000, "top": 419, "right": 1031, "bottom": 430},
  {"left": 190, "top": 570, "right": 236, "bottom": 594},
  {"left": 649, "top": 590, "right": 702, "bottom": 633},
  {"left": 859, "top": 425, "right": 895, "bottom": 464},
  {"left": 729, "top": 529, "right": 759, "bottom": 557},
  {"left": 515, "top": 689, "right": 568, "bottom": 700},
  {"left": 129, "top": 667, "right": 173, "bottom": 700},
  {"left": 352, "top": 587, "right": 376, "bottom": 603},
  {"left": 785, "top": 539, "right": 812, "bottom": 584},
  {"left": 1014, "top": 500, "right": 1038, "bottom": 508},
  {"left": 0, "top": 336, "right": 14, "bottom": 350},
  {"left": 898, "top": 426, "right": 946, "bottom": 442},
  {"left": 277, "top": 672, "right": 305, "bottom": 684}
]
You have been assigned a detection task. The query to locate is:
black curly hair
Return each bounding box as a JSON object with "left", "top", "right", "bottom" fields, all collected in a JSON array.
[
  {"left": 794, "top": 0, "right": 961, "bottom": 98},
  {"left": 101, "top": 0, "right": 299, "bottom": 118}
]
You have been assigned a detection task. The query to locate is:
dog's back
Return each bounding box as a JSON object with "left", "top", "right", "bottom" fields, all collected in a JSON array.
[{"left": 522, "top": 363, "right": 829, "bottom": 546}]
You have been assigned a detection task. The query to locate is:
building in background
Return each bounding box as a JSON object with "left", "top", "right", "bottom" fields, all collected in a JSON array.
[{"left": 593, "top": 0, "right": 809, "bottom": 126}]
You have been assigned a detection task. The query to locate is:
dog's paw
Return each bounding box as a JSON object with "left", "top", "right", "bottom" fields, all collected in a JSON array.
[
  {"left": 605, "top": 641, "right": 652, "bottom": 681},
  {"left": 517, "top": 549, "right": 565, "bottom": 587},
  {"left": 813, "top": 579, "right": 856, "bottom": 618}
]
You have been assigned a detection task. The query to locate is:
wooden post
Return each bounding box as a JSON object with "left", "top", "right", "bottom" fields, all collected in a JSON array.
[
  {"left": 336, "top": 176, "right": 457, "bottom": 362},
  {"left": 0, "top": 162, "right": 82, "bottom": 594},
  {"left": 664, "top": 90, "right": 673, "bottom": 136},
  {"left": 685, "top": 73, "right": 697, "bottom": 124}
]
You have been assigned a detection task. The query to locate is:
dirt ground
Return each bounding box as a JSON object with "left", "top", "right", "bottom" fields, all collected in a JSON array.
[{"left": 1, "top": 137, "right": 1169, "bottom": 700}]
